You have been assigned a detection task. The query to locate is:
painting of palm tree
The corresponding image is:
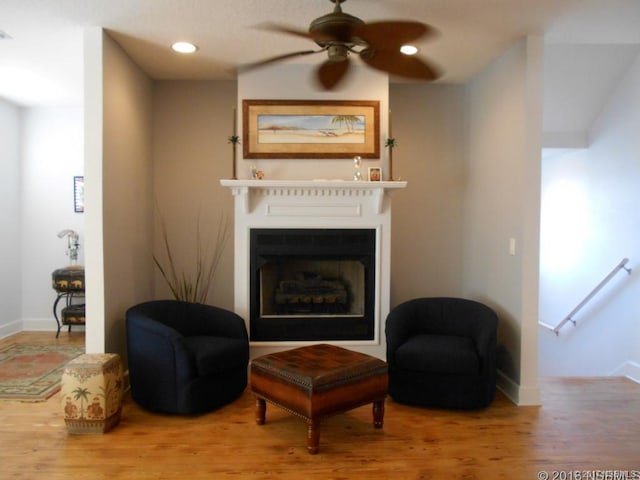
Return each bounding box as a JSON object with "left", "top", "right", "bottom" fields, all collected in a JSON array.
[
  {"left": 257, "top": 114, "right": 365, "bottom": 144},
  {"left": 331, "top": 115, "right": 361, "bottom": 133},
  {"left": 243, "top": 100, "right": 380, "bottom": 159}
]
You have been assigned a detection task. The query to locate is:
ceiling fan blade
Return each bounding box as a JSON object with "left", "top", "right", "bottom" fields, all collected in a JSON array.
[
  {"left": 317, "top": 59, "right": 351, "bottom": 90},
  {"left": 360, "top": 49, "right": 441, "bottom": 81},
  {"left": 255, "top": 22, "right": 334, "bottom": 44},
  {"left": 241, "top": 50, "right": 320, "bottom": 72},
  {"left": 353, "top": 21, "right": 437, "bottom": 48}
]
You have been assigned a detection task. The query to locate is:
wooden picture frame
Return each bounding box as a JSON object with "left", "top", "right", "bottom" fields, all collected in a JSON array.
[{"left": 243, "top": 99, "right": 380, "bottom": 159}]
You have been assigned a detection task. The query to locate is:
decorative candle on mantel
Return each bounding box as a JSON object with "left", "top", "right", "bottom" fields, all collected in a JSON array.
[
  {"left": 228, "top": 106, "right": 239, "bottom": 180},
  {"left": 387, "top": 109, "right": 393, "bottom": 181},
  {"left": 232, "top": 107, "right": 237, "bottom": 179}
]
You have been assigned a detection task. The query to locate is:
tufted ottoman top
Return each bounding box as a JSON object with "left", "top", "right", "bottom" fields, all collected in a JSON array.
[{"left": 251, "top": 343, "right": 387, "bottom": 393}]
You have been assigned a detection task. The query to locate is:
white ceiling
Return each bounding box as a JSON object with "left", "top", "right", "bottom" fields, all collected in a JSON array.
[
  {"left": 543, "top": 44, "right": 640, "bottom": 137},
  {"left": 1, "top": 0, "right": 639, "bottom": 135}
]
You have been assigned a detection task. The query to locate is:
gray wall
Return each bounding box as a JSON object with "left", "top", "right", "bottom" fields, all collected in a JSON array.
[{"left": 84, "top": 28, "right": 155, "bottom": 357}]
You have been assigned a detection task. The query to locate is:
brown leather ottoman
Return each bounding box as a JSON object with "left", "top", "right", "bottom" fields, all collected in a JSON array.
[{"left": 250, "top": 343, "right": 388, "bottom": 454}]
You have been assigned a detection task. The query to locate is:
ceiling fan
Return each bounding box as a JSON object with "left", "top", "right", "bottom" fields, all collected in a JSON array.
[{"left": 244, "top": 0, "right": 442, "bottom": 90}]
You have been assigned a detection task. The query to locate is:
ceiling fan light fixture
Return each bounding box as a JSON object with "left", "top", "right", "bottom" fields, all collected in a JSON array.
[
  {"left": 400, "top": 45, "right": 419, "bottom": 56},
  {"left": 327, "top": 44, "right": 349, "bottom": 62},
  {"left": 171, "top": 41, "right": 198, "bottom": 54}
]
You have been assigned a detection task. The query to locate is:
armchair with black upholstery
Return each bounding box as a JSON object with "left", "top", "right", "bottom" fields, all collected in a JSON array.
[
  {"left": 126, "top": 300, "right": 249, "bottom": 415},
  {"left": 385, "top": 297, "right": 498, "bottom": 409}
]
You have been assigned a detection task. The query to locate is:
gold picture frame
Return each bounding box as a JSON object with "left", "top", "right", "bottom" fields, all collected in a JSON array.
[
  {"left": 243, "top": 99, "right": 380, "bottom": 159},
  {"left": 368, "top": 167, "right": 382, "bottom": 182}
]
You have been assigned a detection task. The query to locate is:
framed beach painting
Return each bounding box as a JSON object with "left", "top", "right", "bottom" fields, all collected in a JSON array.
[{"left": 242, "top": 99, "right": 380, "bottom": 159}]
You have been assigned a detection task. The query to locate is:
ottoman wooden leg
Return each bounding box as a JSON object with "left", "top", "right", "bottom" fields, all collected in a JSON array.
[
  {"left": 255, "top": 398, "right": 266, "bottom": 425},
  {"left": 373, "top": 399, "right": 385, "bottom": 429},
  {"left": 307, "top": 420, "right": 320, "bottom": 454}
]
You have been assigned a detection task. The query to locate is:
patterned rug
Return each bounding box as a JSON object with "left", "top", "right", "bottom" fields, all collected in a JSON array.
[{"left": 0, "top": 344, "right": 84, "bottom": 401}]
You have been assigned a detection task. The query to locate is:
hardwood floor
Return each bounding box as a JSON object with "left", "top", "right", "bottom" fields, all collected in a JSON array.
[{"left": 1, "top": 332, "right": 639, "bottom": 479}]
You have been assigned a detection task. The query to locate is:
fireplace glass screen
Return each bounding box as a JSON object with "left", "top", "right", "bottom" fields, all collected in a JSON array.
[{"left": 250, "top": 228, "right": 375, "bottom": 342}]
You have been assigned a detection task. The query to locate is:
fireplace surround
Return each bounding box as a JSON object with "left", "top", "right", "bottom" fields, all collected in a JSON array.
[{"left": 221, "top": 179, "right": 406, "bottom": 348}]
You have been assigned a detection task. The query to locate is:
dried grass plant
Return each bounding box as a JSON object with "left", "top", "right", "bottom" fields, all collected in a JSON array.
[{"left": 153, "top": 210, "right": 230, "bottom": 304}]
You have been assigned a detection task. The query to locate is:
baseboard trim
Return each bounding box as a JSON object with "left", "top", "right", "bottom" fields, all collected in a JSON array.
[
  {"left": 21, "top": 317, "right": 85, "bottom": 335},
  {"left": 497, "top": 369, "right": 541, "bottom": 406},
  {"left": 0, "top": 321, "right": 22, "bottom": 340},
  {"left": 21, "top": 317, "right": 59, "bottom": 332},
  {"left": 609, "top": 361, "right": 640, "bottom": 384}
]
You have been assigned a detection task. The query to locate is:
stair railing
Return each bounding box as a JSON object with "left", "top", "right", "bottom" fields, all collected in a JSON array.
[{"left": 539, "top": 257, "right": 632, "bottom": 335}]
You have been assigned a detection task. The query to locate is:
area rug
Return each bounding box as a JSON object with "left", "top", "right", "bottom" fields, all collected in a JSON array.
[{"left": 0, "top": 344, "right": 84, "bottom": 401}]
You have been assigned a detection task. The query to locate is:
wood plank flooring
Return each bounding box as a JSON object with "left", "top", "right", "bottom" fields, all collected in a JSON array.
[{"left": 1, "top": 332, "right": 639, "bottom": 479}]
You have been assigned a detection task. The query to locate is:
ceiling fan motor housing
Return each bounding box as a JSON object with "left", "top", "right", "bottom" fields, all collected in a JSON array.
[{"left": 309, "top": 0, "right": 365, "bottom": 48}]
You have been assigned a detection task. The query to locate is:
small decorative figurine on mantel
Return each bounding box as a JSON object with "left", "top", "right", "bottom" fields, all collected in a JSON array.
[
  {"left": 250, "top": 166, "right": 265, "bottom": 180},
  {"left": 353, "top": 156, "right": 362, "bottom": 181}
]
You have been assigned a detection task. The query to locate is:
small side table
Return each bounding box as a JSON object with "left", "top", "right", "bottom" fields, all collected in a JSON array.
[
  {"left": 52, "top": 266, "right": 85, "bottom": 337},
  {"left": 61, "top": 353, "right": 124, "bottom": 434}
]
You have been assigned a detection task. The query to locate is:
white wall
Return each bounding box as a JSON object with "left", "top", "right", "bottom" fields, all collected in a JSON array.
[
  {"left": 0, "top": 99, "right": 84, "bottom": 338},
  {"left": 538, "top": 50, "right": 640, "bottom": 380},
  {"left": 21, "top": 108, "right": 84, "bottom": 330},
  {"left": 464, "top": 37, "right": 544, "bottom": 405},
  {"left": 0, "top": 99, "right": 21, "bottom": 337},
  {"left": 84, "top": 27, "right": 105, "bottom": 353}
]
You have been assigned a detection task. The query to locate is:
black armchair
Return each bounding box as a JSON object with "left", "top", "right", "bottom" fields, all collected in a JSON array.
[
  {"left": 126, "top": 300, "right": 249, "bottom": 415},
  {"left": 385, "top": 297, "right": 498, "bottom": 409}
]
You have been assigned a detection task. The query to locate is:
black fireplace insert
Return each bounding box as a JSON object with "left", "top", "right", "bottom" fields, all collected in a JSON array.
[{"left": 250, "top": 228, "right": 376, "bottom": 342}]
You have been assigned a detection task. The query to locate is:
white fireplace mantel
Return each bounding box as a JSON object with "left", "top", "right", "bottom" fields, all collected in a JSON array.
[
  {"left": 220, "top": 179, "right": 406, "bottom": 357},
  {"left": 220, "top": 179, "right": 407, "bottom": 215}
]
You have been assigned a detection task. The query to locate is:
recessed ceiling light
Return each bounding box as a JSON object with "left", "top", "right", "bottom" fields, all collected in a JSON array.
[
  {"left": 400, "top": 45, "right": 418, "bottom": 56},
  {"left": 171, "top": 41, "right": 198, "bottom": 54}
]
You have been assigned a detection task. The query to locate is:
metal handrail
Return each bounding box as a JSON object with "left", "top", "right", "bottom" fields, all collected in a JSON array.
[{"left": 539, "top": 257, "right": 632, "bottom": 335}]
